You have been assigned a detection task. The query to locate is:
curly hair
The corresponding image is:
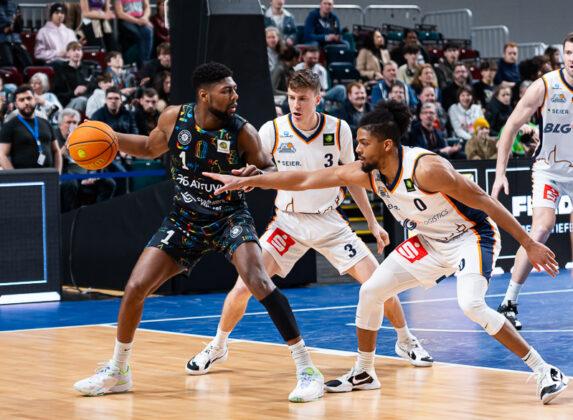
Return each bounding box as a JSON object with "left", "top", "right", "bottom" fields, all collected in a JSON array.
[
  {"left": 359, "top": 100, "right": 411, "bottom": 146},
  {"left": 192, "top": 62, "right": 233, "bottom": 94}
]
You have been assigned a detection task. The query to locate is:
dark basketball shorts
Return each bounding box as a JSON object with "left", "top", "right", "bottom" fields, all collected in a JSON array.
[{"left": 146, "top": 209, "right": 260, "bottom": 270}]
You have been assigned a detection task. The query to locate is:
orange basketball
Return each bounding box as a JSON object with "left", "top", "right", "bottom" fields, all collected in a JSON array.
[{"left": 67, "top": 121, "right": 119, "bottom": 170}]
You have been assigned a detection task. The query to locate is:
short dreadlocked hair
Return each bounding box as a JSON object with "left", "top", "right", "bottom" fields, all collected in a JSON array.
[{"left": 358, "top": 100, "right": 411, "bottom": 146}]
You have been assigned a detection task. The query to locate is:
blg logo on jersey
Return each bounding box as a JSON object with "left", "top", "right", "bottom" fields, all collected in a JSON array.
[
  {"left": 267, "top": 228, "right": 295, "bottom": 256},
  {"left": 543, "top": 123, "right": 572, "bottom": 134},
  {"left": 323, "top": 133, "right": 335, "bottom": 146},
  {"left": 277, "top": 142, "right": 296, "bottom": 153},
  {"left": 396, "top": 236, "right": 428, "bottom": 263}
]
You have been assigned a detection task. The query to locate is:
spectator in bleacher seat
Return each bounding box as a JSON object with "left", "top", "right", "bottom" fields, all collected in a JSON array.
[
  {"left": 79, "top": 0, "right": 118, "bottom": 52},
  {"left": 465, "top": 117, "right": 497, "bottom": 160},
  {"left": 544, "top": 46, "right": 561, "bottom": 71},
  {"left": 356, "top": 29, "right": 389, "bottom": 82},
  {"left": 411, "top": 63, "right": 441, "bottom": 102},
  {"left": 371, "top": 61, "right": 418, "bottom": 109},
  {"left": 53, "top": 41, "right": 94, "bottom": 111},
  {"left": 140, "top": 42, "right": 170, "bottom": 87},
  {"left": 114, "top": 0, "right": 153, "bottom": 68},
  {"left": 85, "top": 71, "right": 114, "bottom": 118},
  {"left": 153, "top": 70, "right": 170, "bottom": 113},
  {"left": 271, "top": 45, "right": 299, "bottom": 96},
  {"left": 134, "top": 87, "right": 159, "bottom": 136},
  {"left": 0, "top": 85, "right": 61, "bottom": 172},
  {"left": 0, "top": 0, "right": 32, "bottom": 69},
  {"left": 391, "top": 29, "right": 430, "bottom": 66},
  {"left": 266, "top": 26, "right": 283, "bottom": 74},
  {"left": 150, "top": 0, "right": 169, "bottom": 50},
  {"left": 30, "top": 72, "right": 63, "bottom": 122},
  {"left": 407, "top": 103, "right": 464, "bottom": 159},
  {"left": 302, "top": 0, "right": 349, "bottom": 49},
  {"left": 92, "top": 86, "right": 138, "bottom": 135},
  {"left": 57, "top": 108, "right": 115, "bottom": 211},
  {"left": 333, "top": 82, "right": 371, "bottom": 139},
  {"left": 387, "top": 81, "right": 406, "bottom": 104},
  {"left": 441, "top": 62, "right": 470, "bottom": 111},
  {"left": 485, "top": 85, "right": 513, "bottom": 138},
  {"left": 494, "top": 42, "right": 520, "bottom": 87},
  {"left": 435, "top": 42, "right": 470, "bottom": 89},
  {"left": 0, "top": 75, "right": 13, "bottom": 125},
  {"left": 293, "top": 45, "right": 346, "bottom": 106},
  {"left": 264, "top": 0, "right": 297, "bottom": 47},
  {"left": 397, "top": 43, "right": 420, "bottom": 86},
  {"left": 448, "top": 84, "right": 484, "bottom": 142},
  {"left": 34, "top": 3, "right": 78, "bottom": 65},
  {"left": 415, "top": 85, "right": 448, "bottom": 134},
  {"left": 473, "top": 60, "right": 497, "bottom": 109},
  {"left": 105, "top": 51, "right": 136, "bottom": 98}
]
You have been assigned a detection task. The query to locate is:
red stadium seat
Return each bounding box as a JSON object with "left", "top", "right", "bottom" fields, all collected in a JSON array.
[
  {"left": 21, "top": 32, "right": 37, "bottom": 63},
  {"left": 83, "top": 50, "right": 107, "bottom": 71},
  {"left": 0, "top": 67, "right": 23, "bottom": 85},
  {"left": 460, "top": 48, "right": 479, "bottom": 60},
  {"left": 429, "top": 48, "right": 444, "bottom": 59},
  {"left": 468, "top": 65, "right": 482, "bottom": 81},
  {"left": 24, "top": 66, "right": 56, "bottom": 86}
]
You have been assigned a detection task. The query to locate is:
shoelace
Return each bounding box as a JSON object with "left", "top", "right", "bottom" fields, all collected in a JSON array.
[
  {"left": 93, "top": 361, "right": 116, "bottom": 376},
  {"left": 193, "top": 344, "right": 215, "bottom": 365},
  {"left": 297, "top": 368, "right": 318, "bottom": 388}
]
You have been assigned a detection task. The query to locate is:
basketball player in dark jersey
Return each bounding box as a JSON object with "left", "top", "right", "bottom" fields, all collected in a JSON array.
[{"left": 74, "top": 62, "right": 324, "bottom": 402}]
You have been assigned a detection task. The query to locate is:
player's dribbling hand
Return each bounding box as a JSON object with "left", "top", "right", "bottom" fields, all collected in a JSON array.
[
  {"left": 369, "top": 223, "right": 390, "bottom": 255},
  {"left": 525, "top": 241, "right": 559, "bottom": 277},
  {"left": 203, "top": 172, "right": 245, "bottom": 195},
  {"left": 491, "top": 175, "right": 509, "bottom": 200}
]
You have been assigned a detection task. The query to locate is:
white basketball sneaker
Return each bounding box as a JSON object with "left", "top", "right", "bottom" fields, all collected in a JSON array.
[
  {"left": 186, "top": 341, "right": 228, "bottom": 375},
  {"left": 288, "top": 366, "right": 324, "bottom": 402},
  {"left": 536, "top": 365, "right": 569, "bottom": 404},
  {"left": 395, "top": 337, "right": 434, "bottom": 367},
  {"left": 324, "top": 366, "right": 381, "bottom": 393},
  {"left": 73, "top": 360, "right": 132, "bottom": 396}
]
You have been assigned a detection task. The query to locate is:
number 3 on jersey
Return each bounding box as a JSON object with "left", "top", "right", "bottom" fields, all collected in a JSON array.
[{"left": 396, "top": 236, "right": 428, "bottom": 263}]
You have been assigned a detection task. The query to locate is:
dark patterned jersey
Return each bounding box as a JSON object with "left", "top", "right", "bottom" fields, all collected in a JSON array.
[{"left": 168, "top": 103, "right": 248, "bottom": 219}]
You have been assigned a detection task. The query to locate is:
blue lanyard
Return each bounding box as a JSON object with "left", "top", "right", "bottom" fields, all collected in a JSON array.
[{"left": 17, "top": 114, "right": 42, "bottom": 153}]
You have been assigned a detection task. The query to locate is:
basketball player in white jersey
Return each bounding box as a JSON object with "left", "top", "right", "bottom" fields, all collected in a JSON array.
[
  {"left": 187, "top": 70, "right": 433, "bottom": 379},
  {"left": 205, "top": 100, "right": 568, "bottom": 404},
  {"left": 492, "top": 33, "right": 573, "bottom": 330}
]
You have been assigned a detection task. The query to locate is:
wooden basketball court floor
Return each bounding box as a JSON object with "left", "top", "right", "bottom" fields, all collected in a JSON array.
[{"left": 1, "top": 271, "right": 572, "bottom": 419}]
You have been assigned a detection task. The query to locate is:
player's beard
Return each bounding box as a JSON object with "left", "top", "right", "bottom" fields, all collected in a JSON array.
[
  {"left": 360, "top": 159, "right": 377, "bottom": 173},
  {"left": 208, "top": 105, "right": 232, "bottom": 123}
]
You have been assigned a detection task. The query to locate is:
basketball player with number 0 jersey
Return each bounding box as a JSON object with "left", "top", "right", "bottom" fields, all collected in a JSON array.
[
  {"left": 205, "top": 100, "right": 567, "bottom": 404},
  {"left": 492, "top": 33, "right": 573, "bottom": 330},
  {"left": 187, "top": 70, "right": 434, "bottom": 381}
]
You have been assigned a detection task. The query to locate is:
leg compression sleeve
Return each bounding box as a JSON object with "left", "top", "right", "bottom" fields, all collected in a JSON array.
[
  {"left": 456, "top": 273, "right": 506, "bottom": 335},
  {"left": 259, "top": 288, "right": 300, "bottom": 341}
]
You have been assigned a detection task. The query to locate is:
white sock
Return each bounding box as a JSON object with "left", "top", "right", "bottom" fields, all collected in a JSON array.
[
  {"left": 212, "top": 327, "right": 230, "bottom": 349},
  {"left": 356, "top": 349, "right": 376, "bottom": 372},
  {"left": 288, "top": 339, "right": 313, "bottom": 372},
  {"left": 503, "top": 281, "right": 523, "bottom": 304},
  {"left": 395, "top": 325, "right": 415, "bottom": 344},
  {"left": 522, "top": 347, "right": 547, "bottom": 374},
  {"left": 112, "top": 339, "right": 132, "bottom": 372}
]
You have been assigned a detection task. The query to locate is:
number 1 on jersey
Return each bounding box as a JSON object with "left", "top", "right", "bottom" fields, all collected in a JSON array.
[
  {"left": 161, "top": 229, "right": 175, "bottom": 245},
  {"left": 179, "top": 151, "right": 189, "bottom": 170}
]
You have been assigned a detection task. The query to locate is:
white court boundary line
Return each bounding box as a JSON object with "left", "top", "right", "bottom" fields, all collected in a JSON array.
[{"left": 1, "top": 288, "right": 572, "bottom": 334}]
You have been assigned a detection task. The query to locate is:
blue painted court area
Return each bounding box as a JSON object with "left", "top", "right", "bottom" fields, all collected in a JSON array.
[{"left": 1, "top": 270, "right": 572, "bottom": 376}]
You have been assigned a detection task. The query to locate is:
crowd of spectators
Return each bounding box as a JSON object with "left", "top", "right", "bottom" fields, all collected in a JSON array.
[
  {"left": 0, "top": 0, "right": 170, "bottom": 212},
  {"left": 264, "top": 0, "right": 554, "bottom": 164}
]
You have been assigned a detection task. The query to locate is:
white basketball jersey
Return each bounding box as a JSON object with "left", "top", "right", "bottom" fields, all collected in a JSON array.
[
  {"left": 259, "top": 113, "right": 354, "bottom": 213},
  {"left": 369, "top": 146, "right": 490, "bottom": 242},
  {"left": 535, "top": 69, "right": 573, "bottom": 180}
]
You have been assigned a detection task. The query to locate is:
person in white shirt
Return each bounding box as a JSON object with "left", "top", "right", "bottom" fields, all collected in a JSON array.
[
  {"left": 34, "top": 3, "right": 77, "bottom": 64},
  {"left": 448, "top": 85, "right": 484, "bottom": 141}
]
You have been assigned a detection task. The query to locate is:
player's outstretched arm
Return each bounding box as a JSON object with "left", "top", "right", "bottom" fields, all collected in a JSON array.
[
  {"left": 237, "top": 123, "right": 277, "bottom": 174},
  {"left": 492, "top": 78, "right": 545, "bottom": 199},
  {"left": 115, "top": 105, "right": 178, "bottom": 159},
  {"left": 205, "top": 160, "right": 370, "bottom": 195},
  {"left": 415, "top": 155, "right": 559, "bottom": 276}
]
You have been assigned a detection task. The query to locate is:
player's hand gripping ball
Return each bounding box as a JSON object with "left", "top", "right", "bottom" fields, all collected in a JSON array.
[{"left": 67, "top": 121, "right": 119, "bottom": 170}]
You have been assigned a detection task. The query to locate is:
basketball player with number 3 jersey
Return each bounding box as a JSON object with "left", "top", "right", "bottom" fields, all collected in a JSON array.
[
  {"left": 492, "top": 33, "right": 573, "bottom": 330},
  {"left": 205, "top": 100, "right": 567, "bottom": 404},
  {"left": 187, "top": 70, "right": 434, "bottom": 381}
]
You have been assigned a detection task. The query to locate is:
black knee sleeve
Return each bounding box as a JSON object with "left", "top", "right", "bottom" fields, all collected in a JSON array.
[{"left": 259, "top": 288, "right": 300, "bottom": 342}]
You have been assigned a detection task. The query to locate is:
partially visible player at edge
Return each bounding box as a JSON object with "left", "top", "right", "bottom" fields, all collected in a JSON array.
[
  {"left": 73, "top": 62, "right": 324, "bottom": 403},
  {"left": 492, "top": 33, "right": 573, "bottom": 330},
  {"left": 205, "top": 100, "right": 568, "bottom": 404},
  {"left": 187, "top": 69, "right": 433, "bottom": 378}
]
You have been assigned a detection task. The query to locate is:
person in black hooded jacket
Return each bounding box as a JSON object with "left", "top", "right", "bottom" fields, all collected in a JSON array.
[{"left": 485, "top": 85, "right": 513, "bottom": 137}]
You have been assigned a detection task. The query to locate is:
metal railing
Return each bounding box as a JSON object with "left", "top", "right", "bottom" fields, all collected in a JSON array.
[
  {"left": 421, "top": 9, "right": 472, "bottom": 40},
  {"left": 363, "top": 5, "right": 422, "bottom": 28},
  {"left": 471, "top": 25, "right": 509, "bottom": 59},
  {"left": 287, "top": 4, "right": 364, "bottom": 29},
  {"left": 517, "top": 42, "right": 548, "bottom": 60}
]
